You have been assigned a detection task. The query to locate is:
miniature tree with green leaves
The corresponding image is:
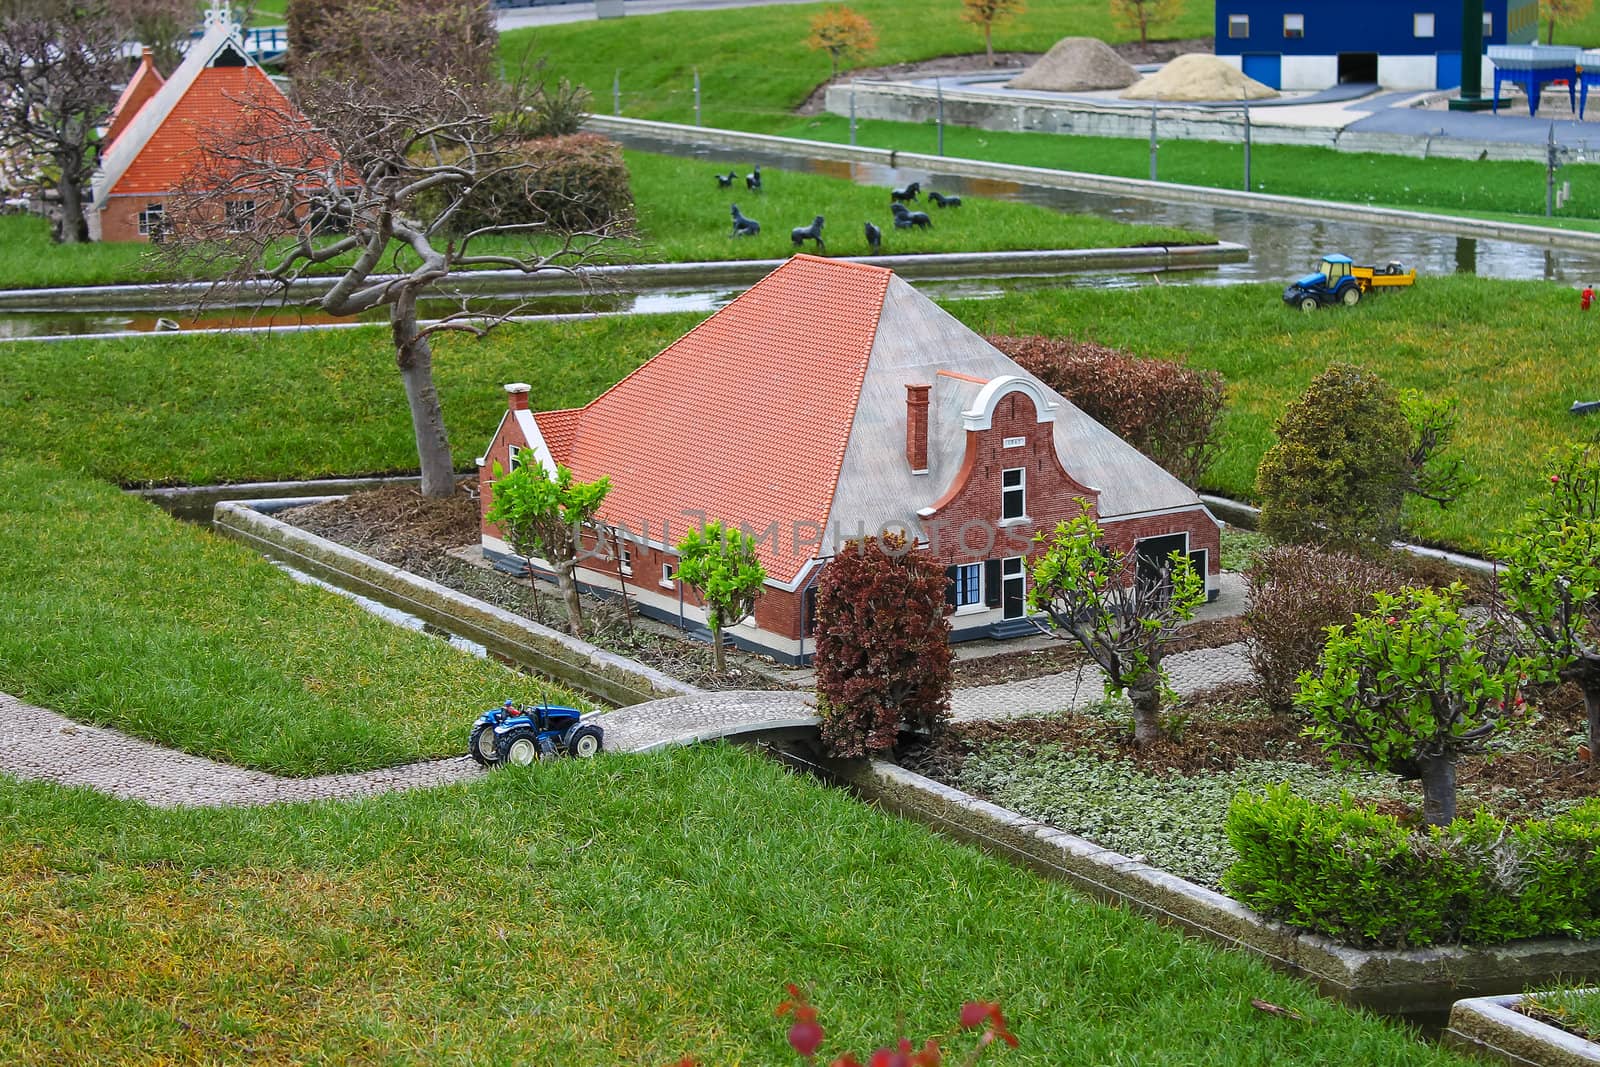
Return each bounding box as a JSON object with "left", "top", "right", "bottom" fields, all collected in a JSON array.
[
  {"left": 483, "top": 459, "right": 610, "bottom": 637},
  {"left": 1297, "top": 583, "right": 1526, "bottom": 826},
  {"left": 1027, "top": 511, "right": 1205, "bottom": 747},
  {"left": 1498, "top": 445, "right": 1600, "bottom": 758},
  {"left": 676, "top": 521, "right": 767, "bottom": 675},
  {"left": 813, "top": 534, "right": 953, "bottom": 758}
]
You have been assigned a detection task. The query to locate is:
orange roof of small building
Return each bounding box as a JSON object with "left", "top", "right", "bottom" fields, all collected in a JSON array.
[
  {"left": 554, "top": 255, "right": 892, "bottom": 584},
  {"left": 107, "top": 64, "right": 290, "bottom": 197},
  {"left": 105, "top": 49, "right": 165, "bottom": 149},
  {"left": 534, "top": 408, "right": 581, "bottom": 466}
]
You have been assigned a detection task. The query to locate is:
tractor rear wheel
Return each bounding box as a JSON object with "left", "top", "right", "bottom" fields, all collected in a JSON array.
[
  {"left": 1342, "top": 285, "right": 1362, "bottom": 307},
  {"left": 566, "top": 724, "right": 603, "bottom": 759},
  {"left": 1299, "top": 296, "right": 1317, "bottom": 313},
  {"left": 469, "top": 723, "right": 500, "bottom": 766},
  {"left": 497, "top": 727, "right": 541, "bottom": 767}
]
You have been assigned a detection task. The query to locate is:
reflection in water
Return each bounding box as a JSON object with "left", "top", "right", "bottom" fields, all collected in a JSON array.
[{"left": 618, "top": 134, "right": 1600, "bottom": 287}]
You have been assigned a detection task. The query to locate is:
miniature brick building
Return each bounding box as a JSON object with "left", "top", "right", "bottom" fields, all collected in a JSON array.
[
  {"left": 89, "top": 6, "right": 305, "bottom": 242},
  {"left": 1214, "top": 0, "right": 1535, "bottom": 90},
  {"left": 478, "top": 255, "right": 1221, "bottom": 664}
]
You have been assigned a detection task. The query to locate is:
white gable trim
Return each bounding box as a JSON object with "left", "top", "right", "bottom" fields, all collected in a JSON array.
[
  {"left": 513, "top": 411, "right": 559, "bottom": 479},
  {"left": 962, "top": 375, "right": 1058, "bottom": 432},
  {"left": 90, "top": 6, "right": 270, "bottom": 216}
]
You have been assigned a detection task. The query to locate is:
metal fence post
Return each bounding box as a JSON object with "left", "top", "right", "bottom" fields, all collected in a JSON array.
[
  {"left": 1242, "top": 99, "right": 1251, "bottom": 191},
  {"left": 694, "top": 68, "right": 701, "bottom": 126},
  {"left": 936, "top": 77, "right": 945, "bottom": 156},
  {"left": 849, "top": 83, "right": 857, "bottom": 146},
  {"left": 1149, "top": 102, "right": 1158, "bottom": 181},
  {"left": 613, "top": 70, "right": 621, "bottom": 116}
]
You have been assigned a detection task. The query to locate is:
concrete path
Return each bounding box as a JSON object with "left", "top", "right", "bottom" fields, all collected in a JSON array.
[{"left": 0, "top": 690, "right": 816, "bottom": 808}]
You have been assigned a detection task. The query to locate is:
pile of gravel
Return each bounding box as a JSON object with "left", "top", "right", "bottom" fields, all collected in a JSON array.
[
  {"left": 1120, "top": 53, "right": 1279, "bottom": 101},
  {"left": 1007, "top": 36, "right": 1138, "bottom": 91}
]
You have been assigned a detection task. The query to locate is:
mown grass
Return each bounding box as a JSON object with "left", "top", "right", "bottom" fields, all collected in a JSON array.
[
  {"left": 0, "top": 459, "right": 584, "bottom": 775},
  {"left": 0, "top": 747, "right": 1468, "bottom": 1066},
  {"left": 0, "top": 149, "right": 1202, "bottom": 290},
  {"left": 5, "top": 275, "right": 1587, "bottom": 555}
]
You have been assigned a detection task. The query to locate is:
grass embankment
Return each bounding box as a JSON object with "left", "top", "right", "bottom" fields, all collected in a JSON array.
[
  {"left": 4, "top": 275, "right": 1588, "bottom": 555},
  {"left": 0, "top": 151, "right": 1206, "bottom": 290},
  {"left": 0, "top": 460, "right": 576, "bottom": 775},
  {"left": 508, "top": 3, "right": 1600, "bottom": 226},
  {"left": 0, "top": 749, "right": 1468, "bottom": 1066}
]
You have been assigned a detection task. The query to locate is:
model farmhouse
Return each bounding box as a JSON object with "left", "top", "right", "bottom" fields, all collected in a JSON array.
[{"left": 478, "top": 255, "right": 1221, "bottom": 664}]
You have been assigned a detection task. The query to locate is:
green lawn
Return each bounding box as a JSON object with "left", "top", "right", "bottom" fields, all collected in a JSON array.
[
  {"left": 0, "top": 459, "right": 583, "bottom": 775},
  {"left": 3, "top": 275, "right": 1586, "bottom": 556},
  {"left": 0, "top": 748, "right": 1468, "bottom": 1065}
]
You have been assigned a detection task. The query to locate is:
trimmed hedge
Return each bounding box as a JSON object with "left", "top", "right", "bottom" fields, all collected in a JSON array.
[
  {"left": 989, "top": 334, "right": 1225, "bottom": 488},
  {"left": 1225, "top": 785, "right": 1600, "bottom": 948},
  {"left": 430, "top": 133, "right": 634, "bottom": 235}
]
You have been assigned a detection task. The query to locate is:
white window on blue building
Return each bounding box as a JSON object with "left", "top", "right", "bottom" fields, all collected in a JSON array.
[
  {"left": 1414, "top": 12, "right": 1435, "bottom": 36},
  {"left": 1283, "top": 13, "right": 1304, "bottom": 37},
  {"left": 1483, "top": 12, "right": 1494, "bottom": 34},
  {"left": 1228, "top": 13, "right": 1249, "bottom": 37}
]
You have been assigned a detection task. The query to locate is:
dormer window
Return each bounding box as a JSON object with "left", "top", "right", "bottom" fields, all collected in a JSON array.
[{"left": 1002, "top": 467, "right": 1026, "bottom": 521}]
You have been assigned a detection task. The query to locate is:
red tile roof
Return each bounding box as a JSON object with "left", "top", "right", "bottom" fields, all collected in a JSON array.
[
  {"left": 105, "top": 50, "right": 164, "bottom": 150},
  {"left": 108, "top": 65, "right": 290, "bottom": 197},
  {"left": 534, "top": 408, "right": 581, "bottom": 465},
  {"left": 556, "top": 255, "right": 892, "bottom": 584}
]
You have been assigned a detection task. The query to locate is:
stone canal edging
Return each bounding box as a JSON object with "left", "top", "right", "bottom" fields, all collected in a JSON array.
[
  {"left": 213, "top": 499, "right": 698, "bottom": 707},
  {"left": 1445, "top": 991, "right": 1600, "bottom": 1065}
]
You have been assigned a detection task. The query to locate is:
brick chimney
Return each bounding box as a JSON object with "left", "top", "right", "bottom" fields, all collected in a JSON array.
[
  {"left": 505, "top": 382, "right": 531, "bottom": 412},
  {"left": 906, "top": 383, "right": 930, "bottom": 474}
]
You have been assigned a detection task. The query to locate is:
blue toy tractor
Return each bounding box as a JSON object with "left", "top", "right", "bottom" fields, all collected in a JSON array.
[{"left": 469, "top": 700, "right": 605, "bottom": 767}]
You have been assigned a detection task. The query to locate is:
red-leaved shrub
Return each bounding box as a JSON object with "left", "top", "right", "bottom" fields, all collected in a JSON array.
[
  {"left": 988, "top": 334, "right": 1225, "bottom": 488},
  {"left": 814, "top": 535, "right": 953, "bottom": 758}
]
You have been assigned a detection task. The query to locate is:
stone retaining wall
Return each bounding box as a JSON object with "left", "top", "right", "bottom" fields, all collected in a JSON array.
[
  {"left": 213, "top": 500, "right": 699, "bottom": 707},
  {"left": 1445, "top": 992, "right": 1600, "bottom": 1065}
]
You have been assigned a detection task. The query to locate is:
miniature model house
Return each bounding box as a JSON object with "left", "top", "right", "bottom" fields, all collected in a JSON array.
[
  {"left": 89, "top": 6, "right": 305, "bottom": 242},
  {"left": 478, "top": 255, "right": 1221, "bottom": 664},
  {"left": 1214, "top": 0, "right": 1536, "bottom": 90}
]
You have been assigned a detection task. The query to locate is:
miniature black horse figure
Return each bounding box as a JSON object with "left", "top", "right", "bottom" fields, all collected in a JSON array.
[
  {"left": 864, "top": 220, "right": 882, "bottom": 255},
  {"left": 746, "top": 165, "right": 763, "bottom": 194},
  {"left": 890, "top": 202, "right": 931, "bottom": 230},
  {"left": 890, "top": 181, "right": 920, "bottom": 203},
  {"left": 928, "top": 191, "right": 962, "bottom": 208},
  {"left": 715, "top": 170, "right": 737, "bottom": 188},
  {"left": 730, "top": 203, "right": 761, "bottom": 237},
  {"left": 790, "top": 215, "right": 825, "bottom": 253}
]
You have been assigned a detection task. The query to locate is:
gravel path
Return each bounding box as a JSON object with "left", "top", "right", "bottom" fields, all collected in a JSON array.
[{"left": 0, "top": 643, "right": 1250, "bottom": 806}]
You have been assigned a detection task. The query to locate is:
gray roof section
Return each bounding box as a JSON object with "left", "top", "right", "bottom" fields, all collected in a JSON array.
[{"left": 823, "top": 275, "right": 1205, "bottom": 545}]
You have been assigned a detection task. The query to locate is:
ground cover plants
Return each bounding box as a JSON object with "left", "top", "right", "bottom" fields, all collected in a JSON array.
[{"left": 1522, "top": 985, "right": 1600, "bottom": 1041}]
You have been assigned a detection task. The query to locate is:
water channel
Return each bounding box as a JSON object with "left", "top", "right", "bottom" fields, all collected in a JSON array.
[{"left": 9, "top": 137, "right": 1599, "bottom": 338}]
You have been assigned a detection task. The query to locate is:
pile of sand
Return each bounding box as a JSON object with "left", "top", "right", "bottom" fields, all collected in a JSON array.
[
  {"left": 1120, "top": 53, "right": 1279, "bottom": 101},
  {"left": 1007, "top": 37, "right": 1138, "bottom": 91}
]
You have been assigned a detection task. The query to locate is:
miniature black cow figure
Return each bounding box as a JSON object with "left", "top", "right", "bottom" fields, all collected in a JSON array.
[
  {"left": 864, "top": 220, "right": 882, "bottom": 255},
  {"left": 746, "top": 165, "right": 763, "bottom": 194},
  {"left": 790, "top": 215, "right": 825, "bottom": 253},
  {"left": 715, "top": 171, "right": 737, "bottom": 188},
  {"left": 890, "top": 181, "right": 921, "bottom": 203},
  {"left": 730, "top": 203, "right": 761, "bottom": 237},
  {"left": 928, "top": 191, "right": 962, "bottom": 208}
]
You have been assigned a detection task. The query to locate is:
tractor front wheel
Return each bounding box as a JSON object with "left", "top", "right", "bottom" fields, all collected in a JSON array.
[
  {"left": 1299, "top": 296, "right": 1318, "bottom": 313},
  {"left": 497, "top": 727, "right": 542, "bottom": 767},
  {"left": 1342, "top": 285, "right": 1362, "bottom": 307},
  {"left": 469, "top": 723, "right": 500, "bottom": 766},
  {"left": 566, "top": 724, "right": 604, "bottom": 759}
]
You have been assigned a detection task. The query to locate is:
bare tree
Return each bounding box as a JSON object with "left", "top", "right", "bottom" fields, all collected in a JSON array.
[
  {"left": 114, "top": 0, "right": 205, "bottom": 75},
  {"left": 0, "top": 0, "right": 126, "bottom": 243},
  {"left": 159, "top": 71, "right": 630, "bottom": 498},
  {"left": 287, "top": 0, "right": 496, "bottom": 102}
]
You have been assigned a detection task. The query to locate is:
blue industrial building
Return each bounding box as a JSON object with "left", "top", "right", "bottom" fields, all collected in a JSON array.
[{"left": 1214, "top": 0, "right": 1536, "bottom": 90}]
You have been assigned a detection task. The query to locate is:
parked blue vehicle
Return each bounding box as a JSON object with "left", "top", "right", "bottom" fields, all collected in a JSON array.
[
  {"left": 1282, "top": 253, "right": 1364, "bottom": 311},
  {"left": 469, "top": 700, "right": 604, "bottom": 766}
]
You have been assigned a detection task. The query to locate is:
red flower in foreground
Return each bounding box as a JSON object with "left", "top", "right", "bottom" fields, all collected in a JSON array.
[
  {"left": 959, "top": 1002, "right": 1018, "bottom": 1049},
  {"left": 779, "top": 984, "right": 825, "bottom": 1058}
]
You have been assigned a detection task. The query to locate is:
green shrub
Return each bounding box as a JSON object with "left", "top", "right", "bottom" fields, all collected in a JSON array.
[
  {"left": 989, "top": 335, "right": 1225, "bottom": 489},
  {"left": 1242, "top": 545, "right": 1406, "bottom": 714},
  {"left": 1224, "top": 786, "right": 1600, "bottom": 947},
  {"left": 1255, "top": 363, "right": 1409, "bottom": 555},
  {"left": 814, "top": 535, "right": 953, "bottom": 758},
  {"left": 429, "top": 133, "right": 634, "bottom": 235}
]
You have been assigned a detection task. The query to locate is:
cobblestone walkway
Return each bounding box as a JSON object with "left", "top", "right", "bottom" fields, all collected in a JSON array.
[
  {"left": 0, "top": 690, "right": 816, "bottom": 808},
  {"left": 950, "top": 642, "right": 1254, "bottom": 722},
  {"left": 1, "top": 645, "right": 1248, "bottom": 805}
]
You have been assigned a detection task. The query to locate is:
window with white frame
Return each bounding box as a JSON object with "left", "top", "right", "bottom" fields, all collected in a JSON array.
[
  {"left": 661, "top": 562, "right": 676, "bottom": 587},
  {"left": 1283, "top": 12, "right": 1304, "bottom": 37},
  {"left": 1483, "top": 12, "right": 1493, "bottom": 35},
  {"left": 952, "top": 563, "right": 982, "bottom": 608},
  {"left": 507, "top": 443, "right": 525, "bottom": 470},
  {"left": 1001, "top": 467, "right": 1026, "bottom": 521},
  {"left": 1227, "top": 14, "right": 1249, "bottom": 36},
  {"left": 1413, "top": 12, "right": 1435, "bottom": 36},
  {"left": 137, "top": 203, "right": 164, "bottom": 238},
  {"left": 224, "top": 199, "right": 256, "bottom": 233},
  {"left": 618, "top": 544, "right": 633, "bottom": 576}
]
